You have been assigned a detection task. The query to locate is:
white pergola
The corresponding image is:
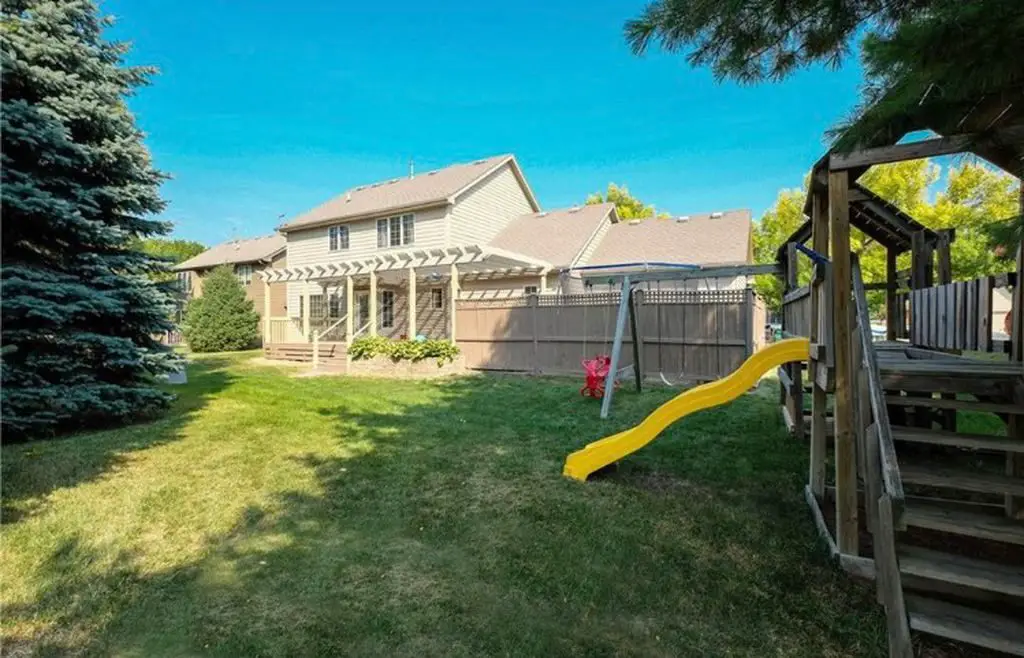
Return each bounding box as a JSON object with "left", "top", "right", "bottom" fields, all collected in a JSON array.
[{"left": 258, "top": 244, "right": 551, "bottom": 342}]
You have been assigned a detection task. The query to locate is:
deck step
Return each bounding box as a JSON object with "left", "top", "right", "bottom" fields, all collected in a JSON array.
[
  {"left": 900, "top": 463, "right": 1024, "bottom": 496},
  {"left": 893, "top": 427, "right": 1024, "bottom": 453},
  {"left": 904, "top": 500, "right": 1024, "bottom": 546},
  {"left": 906, "top": 595, "right": 1024, "bottom": 657},
  {"left": 885, "top": 395, "right": 1020, "bottom": 415},
  {"left": 900, "top": 547, "right": 1024, "bottom": 597}
]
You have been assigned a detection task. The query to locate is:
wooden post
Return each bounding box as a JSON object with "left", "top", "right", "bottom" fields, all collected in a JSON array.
[
  {"left": 448, "top": 262, "right": 459, "bottom": 343},
  {"left": 936, "top": 229, "right": 953, "bottom": 286},
  {"left": 830, "top": 170, "right": 858, "bottom": 556},
  {"left": 784, "top": 242, "right": 804, "bottom": 440},
  {"left": 885, "top": 249, "right": 898, "bottom": 342},
  {"left": 369, "top": 269, "right": 378, "bottom": 336},
  {"left": 407, "top": 267, "right": 417, "bottom": 339},
  {"left": 263, "top": 277, "right": 271, "bottom": 344},
  {"left": 1008, "top": 192, "right": 1024, "bottom": 517},
  {"left": 628, "top": 287, "right": 643, "bottom": 392},
  {"left": 302, "top": 284, "right": 311, "bottom": 340},
  {"left": 809, "top": 190, "right": 829, "bottom": 499},
  {"left": 345, "top": 275, "right": 354, "bottom": 342}
]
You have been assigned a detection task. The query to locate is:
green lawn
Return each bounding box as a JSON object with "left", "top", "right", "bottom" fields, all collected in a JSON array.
[{"left": 2, "top": 352, "right": 885, "bottom": 656}]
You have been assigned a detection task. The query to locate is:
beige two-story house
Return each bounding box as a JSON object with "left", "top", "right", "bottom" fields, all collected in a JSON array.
[
  {"left": 173, "top": 234, "right": 288, "bottom": 342},
  {"left": 264, "top": 154, "right": 752, "bottom": 345}
]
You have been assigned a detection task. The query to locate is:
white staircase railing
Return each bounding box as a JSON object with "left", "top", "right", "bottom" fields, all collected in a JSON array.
[{"left": 312, "top": 314, "right": 347, "bottom": 369}]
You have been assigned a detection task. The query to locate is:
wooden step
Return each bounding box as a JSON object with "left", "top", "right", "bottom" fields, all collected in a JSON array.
[
  {"left": 904, "top": 500, "right": 1024, "bottom": 546},
  {"left": 900, "top": 547, "right": 1024, "bottom": 597},
  {"left": 900, "top": 463, "right": 1024, "bottom": 497},
  {"left": 906, "top": 595, "right": 1024, "bottom": 657},
  {"left": 879, "top": 359, "right": 1022, "bottom": 397},
  {"left": 893, "top": 427, "right": 1024, "bottom": 453},
  {"left": 885, "top": 395, "right": 1020, "bottom": 415}
]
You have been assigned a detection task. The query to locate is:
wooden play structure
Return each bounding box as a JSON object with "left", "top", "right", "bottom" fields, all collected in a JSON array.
[{"left": 778, "top": 97, "right": 1023, "bottom": 656}]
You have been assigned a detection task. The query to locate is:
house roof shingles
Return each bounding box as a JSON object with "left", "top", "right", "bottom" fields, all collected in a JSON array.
[
  {"left": 174, "top": 234, "right": 286, "bottom": 271},
  {"left": 488, "top": 203, "right": 615, "bottom": 268},
  {"left": 587, "top": 210, "right": 751, "bottom": 268},
  {"left": 279, "top": 154, "right": 524, "bottom": 231}
]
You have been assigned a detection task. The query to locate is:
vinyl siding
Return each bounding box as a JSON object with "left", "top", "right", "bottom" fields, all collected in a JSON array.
[
  {"left": 571, "top": 216, "right": 613, "bottom": 268},
  {"left": 459, "top": 273, "right": 560, "bottom": 300},
  {"left": 448, "top": 163, "right": 535, "bottom": 246},
  {"left": 285, "top": 206, "right": 448, "bottom": 316}
]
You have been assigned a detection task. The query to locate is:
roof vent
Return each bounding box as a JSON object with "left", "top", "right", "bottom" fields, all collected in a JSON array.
[
  {"left": 427, "top": 170, "right": 438, "bottom": 176},
  {"left": 568, "top": 206, "right": 580, "bottom": 213},
  {"left": 472, "top": 158, "right": 487, "bottom": 164},
  {"left": 537, "top": 212, "right": 548, "bottom": 217},
  {"left": 675, "top": 215, "right": 690, "bottom": 222},
  {"left": 345, "top": 191, "right": 352, "bottom": 202},
  {"left": 710, "top": 211, "right": 724, "bottom": 219},
  {"left": 628, "top": 218, "right": 642, "bottom": 226}
]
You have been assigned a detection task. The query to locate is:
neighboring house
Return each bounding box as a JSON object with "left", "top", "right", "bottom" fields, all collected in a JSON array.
[
  {"left": 173, "top": 234, "right": 287, "bottom": 341},
  {"left": 267, "top": 154, "right": 752, "bottom": 344}
]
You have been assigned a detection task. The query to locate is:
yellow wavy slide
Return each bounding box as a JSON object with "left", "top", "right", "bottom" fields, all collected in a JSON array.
[{"left": 563, "top": 338, "right": 810, "bottom": 481}]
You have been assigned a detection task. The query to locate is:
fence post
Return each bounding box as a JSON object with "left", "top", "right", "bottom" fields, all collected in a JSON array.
[{"left": 530, "top": 293, "right": 539, "bottom": 375}]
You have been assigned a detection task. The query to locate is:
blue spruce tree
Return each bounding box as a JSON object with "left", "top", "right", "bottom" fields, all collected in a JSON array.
[{"left": 2, "top": 0, "right": 179, "bottom": 439}]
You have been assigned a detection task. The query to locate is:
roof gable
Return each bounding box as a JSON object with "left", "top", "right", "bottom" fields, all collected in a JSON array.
[
  {"left": 586, "top": 210, "right": 752, "bottom": 268},
  {"left": 279, "top": 154, "right": 532, "bottom": 232},
  {"left": 487, "top": 204, "right": 614, "bottom": 268},
  {"left": 174, "top": 234, "right": 285, "bottom": 271}
]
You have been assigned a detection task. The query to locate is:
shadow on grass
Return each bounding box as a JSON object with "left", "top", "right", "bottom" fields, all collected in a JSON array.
[
  {"left": 6, "top": 375, "right": 887, "bottom": 657},
  {"left": 1, "top": 357, "right": 235, "bottom": 525}
]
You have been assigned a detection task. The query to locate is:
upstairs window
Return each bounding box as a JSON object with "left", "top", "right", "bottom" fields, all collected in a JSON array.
[
  {"left": 376, "top": 214, "right": 415, "bottom": 248},
  {"left": 176, "top": 271, "right": 192, "bottom": 294},
  {"left": 235, "top": 264, "right": 253, "bottom": 286},
  {"left": 329, "top": 225, "right": 349, "bottom": 251}
]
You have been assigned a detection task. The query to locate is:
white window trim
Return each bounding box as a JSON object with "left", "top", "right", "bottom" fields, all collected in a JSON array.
[
  {"left": 380, "top": 290, "right": 395, "bottom": 328},
  {"left": 236, "top": 264, "right": 253, "bottom": 286},
  {"left": 376, "top": 213, "right": 415, "bottom": 249},
  {"left": 329, "top": 225, "right": 349, "bottom": 252}
]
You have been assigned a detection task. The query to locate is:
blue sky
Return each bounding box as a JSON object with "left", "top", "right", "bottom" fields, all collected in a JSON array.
[{"left": 107, "top": 0, "right": 865, "bottom": 246}]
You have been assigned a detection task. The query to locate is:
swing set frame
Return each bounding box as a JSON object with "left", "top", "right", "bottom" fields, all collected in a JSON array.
[{"left": 572, "top": 263, "right": 778, "bottom": 419}]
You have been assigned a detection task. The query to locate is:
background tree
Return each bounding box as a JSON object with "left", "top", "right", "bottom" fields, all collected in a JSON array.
[
  {"left": 753, "top": 160, "right": 1019, "bottom": 314},
  {"left": 624, "top": 0, "right": 1023, "bottom": 149},
  {"left": 1, "top": 0, "right": 178, "bottom": 440},
  {"left": 585, "top": 183, "right": 669, "bottom": 220},
  {"left": 131, "top": 237, "right": 206, "bottom": 275},
  {"left": 182, "top": 266, "right": 259, "bottom": 353}
]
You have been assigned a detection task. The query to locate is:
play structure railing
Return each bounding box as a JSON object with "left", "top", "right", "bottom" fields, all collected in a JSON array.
[
  {"left": 851, "top": 255, "right": 912, "bottom": 657},
  {"left": 908, "top": 272, "right": 1016, "bottom": 353}
]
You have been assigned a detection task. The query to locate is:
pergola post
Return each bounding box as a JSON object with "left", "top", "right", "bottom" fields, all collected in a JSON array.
[
  {"left": 345, "top": 275, "right": 354, "bottom": 343},
  {"left": 449, "top": 262, "right": 459, "bottom": 343},
  {"left": 369, "top": 269, "right": 378, "bottom": 336},
  {"left": 829, "top": 169, "right": 858, "bottom": 556},
  {"left": 407, "top": 266, "right": 417, "bottom": 339},
  {"left": 302, "top": 284, "right": 311, "bottom": 340},
  {"left": 539, "top": 269, "right": 549, "bottom": 293},
  {"left": 262, "top": 277, "right": 271, "bottom": 344}
]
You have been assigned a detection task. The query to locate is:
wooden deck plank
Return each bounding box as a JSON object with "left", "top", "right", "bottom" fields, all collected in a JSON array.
[
  {"left": 892, "top": 427, "right": 1024, "bottom": 453},
  {"left": 906, "top": 595, "right": 1024, "bottom": 657},
  {"left": 885, "top": 395, "right": 1020, "bottom": 414},
  {"left": 900, "top": 547, "right": 1024, "bottom": 597},
  {"left": 900, "top": 463, "right": 1024, "bottom": 496},
  {"left": 904, "top": 500, "right": 1024, "bottom": 545}
]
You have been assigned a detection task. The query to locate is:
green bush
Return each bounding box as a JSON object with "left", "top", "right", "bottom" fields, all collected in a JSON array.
[
  {"left": 182, "top": 265, "right": 260, "bottom": 352},
  {"left": 348, "top": 336, "right": 460, "bottom": 366}
]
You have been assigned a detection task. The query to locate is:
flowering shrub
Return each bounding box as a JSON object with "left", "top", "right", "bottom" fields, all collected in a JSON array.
[{"left": 348, "top": 337, "right": 460, "bottom": 366}]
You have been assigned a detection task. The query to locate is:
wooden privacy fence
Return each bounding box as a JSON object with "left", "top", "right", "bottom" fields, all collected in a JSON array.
[
  {"left": 908, "top": 274, "right": 1014, "bottom": 351},
  {"left": 456, "top": 289, "right": 763, "bottom": 381}
]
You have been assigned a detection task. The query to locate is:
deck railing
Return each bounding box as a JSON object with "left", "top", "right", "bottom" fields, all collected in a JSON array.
[
  {"left": 312, "top": 314, "right": 348, "bottom": 369},
  {"left": 852, "top": 255, "right": 911, "bottom": 658}
]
